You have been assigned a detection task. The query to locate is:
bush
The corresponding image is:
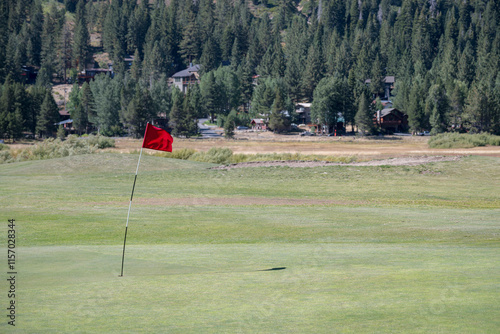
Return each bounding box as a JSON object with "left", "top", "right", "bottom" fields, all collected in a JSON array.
[
  {"left": 230, "top": 152, "right": 357, "bottom": 164},
  {"left": 0, "top": 135, "right": 115, "bottom": 164},
  {"left": 154, "top": 147, "right": 359, "bottom": 165},
  {"left": 189, "top": 147, "right": 234, "bottom": 164},
  {"left": 86, "top": 135, "right": 115, "bottom": 149},
  {"left": 0, "top": 143, "right": 10, "bottom": 151},
  {"left": 155, "top": 148, "right": 196, "bottom": 160},
  {"left": 0, "top": 150, "right": 12, "bottom": 163},
  {"left": 428, "top": 133, "right": 500, "bottom": 148},
  {"left": 153, "top": 147, "right": 359, "bottom": 165}
]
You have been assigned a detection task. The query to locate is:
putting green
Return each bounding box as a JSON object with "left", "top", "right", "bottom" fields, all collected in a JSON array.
[{"left": 0, "top": 153, "right": 499, "bottom": 332}]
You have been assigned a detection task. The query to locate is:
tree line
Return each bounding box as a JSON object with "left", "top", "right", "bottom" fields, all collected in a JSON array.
[{"left": 0, "top": 0, "right": 499, "bottom": 140}]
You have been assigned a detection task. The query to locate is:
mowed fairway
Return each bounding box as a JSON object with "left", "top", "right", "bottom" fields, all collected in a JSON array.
[{"left": 1, "top": 152, "right": 499, "bottom": 333}]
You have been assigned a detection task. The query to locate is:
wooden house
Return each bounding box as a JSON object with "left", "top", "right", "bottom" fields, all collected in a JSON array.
[
  {"left": 251, "top": 118, "right": 267, "bottom": 130},
  {"left": 365, "top": 76, "right": 396, "bottom": 99},
  {"left": 295, "top": 102, "right": 311, "bottom": 125},
  {"left": 375, "top": 108, "right": 408, "bottom": 133},
  {"left": 170, "top": 64, "right": 200, "bottom": 93}
]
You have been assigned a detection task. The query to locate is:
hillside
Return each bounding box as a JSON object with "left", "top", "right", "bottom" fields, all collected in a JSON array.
[{"left": 0, "top": 0, "right": 499, "bottom": 140}]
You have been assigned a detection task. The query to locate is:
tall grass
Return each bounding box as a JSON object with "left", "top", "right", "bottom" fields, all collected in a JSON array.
[
  {"left": 0, "top": 135, "right": 115, "bottom": 164},
  {"left": 230, "top": 152, "right": 357, "bottom": 164},
  {"left": 86, "top": 135, "right": 116, "bottom": 149},
  {"left": 189, "top": 147, "right": 234, "bottom": 164},
  {"left": 154, "top": 147, "right": 357, "bottom": 165},
  {"left": 429, "top": 132, "right": 500, "bottom": 148}
]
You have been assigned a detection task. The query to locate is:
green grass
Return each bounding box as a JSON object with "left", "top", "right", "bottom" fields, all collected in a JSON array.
[{"left": 1, "top": 153, "right": 499, "bottom": 333}]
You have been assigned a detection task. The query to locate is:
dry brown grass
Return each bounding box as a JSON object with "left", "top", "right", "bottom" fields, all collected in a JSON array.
[
  {"left": 109, "top": 134, "right": 500, "bottom": 159},
  {"left": 10, "top": 132, "right": 500, "bottom": 159}
]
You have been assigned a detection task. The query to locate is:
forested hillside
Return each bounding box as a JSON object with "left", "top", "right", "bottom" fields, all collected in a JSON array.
[{"left": 0, "top": 0, "right": 499, "bottom": 139}]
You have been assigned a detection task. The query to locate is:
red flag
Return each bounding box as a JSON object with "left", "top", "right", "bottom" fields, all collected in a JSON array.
[{"left": 142, "top": 123, "right": 173, "bottom": 152}]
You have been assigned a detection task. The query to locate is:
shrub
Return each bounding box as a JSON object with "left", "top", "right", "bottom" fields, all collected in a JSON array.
[
  {"left": 0, "top": 150, "right": 12, "bottom": 163},
  {"left": 155, "top": 148, "right": 358, "bottom": 165},
  {"left": 0, "top": 143, "right": 10, "bottom": 151},
  {"left": 428, "top": 133, "right": 500, "bottom": 148},
  {"left": 0, "top": 135, "right": 115, "bottom": 164},
  {"left": 86, "top": 135, "right": 115, "bottom": 149},
  {"left": 230, "top": 152, "right": 357, "bottom": 164},
  {"left": 189, "top": 147, "right": 233, "bottom": 164},
  {"left": 155, "top": 148, "right": 196, "bottom": 160},
  {"left": 57, "top": 125, "right": 66, "bottom": 140},
  {"left": 171, "top": 148, "right": 196, "bottom": 160}
]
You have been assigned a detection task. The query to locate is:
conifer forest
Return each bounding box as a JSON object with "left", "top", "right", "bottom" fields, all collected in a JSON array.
[{"left": 0, "top": 0, "right": 499, "bottom": 139}]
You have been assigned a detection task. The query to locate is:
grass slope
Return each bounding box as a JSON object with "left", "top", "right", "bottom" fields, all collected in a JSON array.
[{"left": 0, "top": 153, "right": 499, "bottom": 333}]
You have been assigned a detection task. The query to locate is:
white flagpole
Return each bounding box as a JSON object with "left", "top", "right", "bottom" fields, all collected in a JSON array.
[{"left": 120, "top": 146, "right": 144, "bottom": 277}]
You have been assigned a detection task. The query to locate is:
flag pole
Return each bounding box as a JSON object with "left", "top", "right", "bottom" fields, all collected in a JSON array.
[{"left": 120, "top": 146, "right": 144, "bottom": 277}]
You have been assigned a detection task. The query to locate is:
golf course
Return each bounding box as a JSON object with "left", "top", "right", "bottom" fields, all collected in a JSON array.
[{"left": 1, "top": 138, "right": 499, "bottom": 333}]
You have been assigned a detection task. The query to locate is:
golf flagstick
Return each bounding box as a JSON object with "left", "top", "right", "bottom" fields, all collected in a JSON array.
[
  {"left": 120, "top": 146, "right": 143, "bottom": 277},
  {"left": 119, "top": 123, "right": 173, "bottom": 277}
]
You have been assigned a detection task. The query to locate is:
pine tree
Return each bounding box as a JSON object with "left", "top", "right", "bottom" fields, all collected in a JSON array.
[
  {"left": 490, "top": 76, "right": 500, "bottom": 135},
  {"left": 130, "top": 49, "right": 142, "bottom": 83},
  {"left": 182, "top": 88, "right": 198, "bottom": 138},
  {"left": 355, "top": 91, "right": 374, "bottom": 135},
  {"left": 57, "top": 124, "right": 66, "bottom": 140},
  {"left": 440, "top": 40, "right": 458, "bottom": 89},
  {"left": 179, "top": 1, "right": 201, "bottom": 65},
  {"left": 89, "top": 73, "right": 122, "bottom": 135},
  {"left": 271, "top": 38, "right": 286, "bottom": 78},
  {"left": 41, "top": 2, "right": 65, "bottom": 80},
  {"left": 369, "top": 54, "right": 384, "bottom": 97},
  {"left": 66, "top": 83, "right": 81, "bottom": 117},
  {"left": 72, "top": 0, "right": 90, "bottom": 71},
  {"left": 80, "top": 81, "right": 94, "bottom": 134},
  {"left": 268, "top": 87, "right": 290, "bottom": 133},
  {"left": 0, "top": 77, "right": 22, "bottom": 140},
  {"left": 102, "top": 0, "right": 123, "bottom": 58},
  {"left": 26, "top": 85, "right": 46, "bottom": 134},
  {"left": 406, "top": 77, "right": 427, "bottom": 134},
  {"left": 197, "top": 0, "right": 215, "bottom": 45},
  {"left": 142, "top": 41, "right": 163, "bottom": 87},
  {"left": 36, "top": 89, "right": 60, "bottom": 138},
  {"left": 411, "top": 7, "right": 431, "bottom": 69},
  {"left": 168, "top": 89, "right": 184, "bottom": 137},
  {"left": 394, "top": 0, "right": 414, "bottom": 54},
  {"left": 201, "top": 71, "right": 221, "bottom": 122},
  {"left": 427, "top": 83, "right": 450, "bottom": 134},
  {"left": 188, "top": 83, "right": 205, "bottom": 118},
  {"left": 60, "top": 21, "right": 72, "bottom": 82},
  {"left": 449, "top": 81, "right": 468, "bottom": 131},
  {"left": 223, "top": 109, "right": 236, "bottom": 138},
  {"left": 221, "top": 25, "right": 234, "bottom": 61},
  {"left": 301, "top": 43, "right": 324, "bottom": 102},
  {"left": 463, "top": 83, "right": 490, "bottom": 133},
  {"left": 284, "top": 51, "right": 304, "bottom": 103},
  {"left": 126, "top": 1, "right": 150, "bottom": 56},
  {"left": 149, "top": 75, "right": 172, "bottom": 125},
  {"left": 0, "top": 0, "right": 9, "bottom": 82},
  {"left": 457, "top": 41, "right": 475, "bottom": 85},
  {"left": 72, "top": 103, "right": 87, "bottom": 135},
  {"left": 124, "top": 84, "right": 155, "bottom": 138},
  {"left": 200, "top": 37, "right": 222, "bottom": 74},
  {"left": 238, "top": 56, "right": 254, "bottom": 111},
  {"left": 4, "top": 34, "right": 22, "bottom": 81}
]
